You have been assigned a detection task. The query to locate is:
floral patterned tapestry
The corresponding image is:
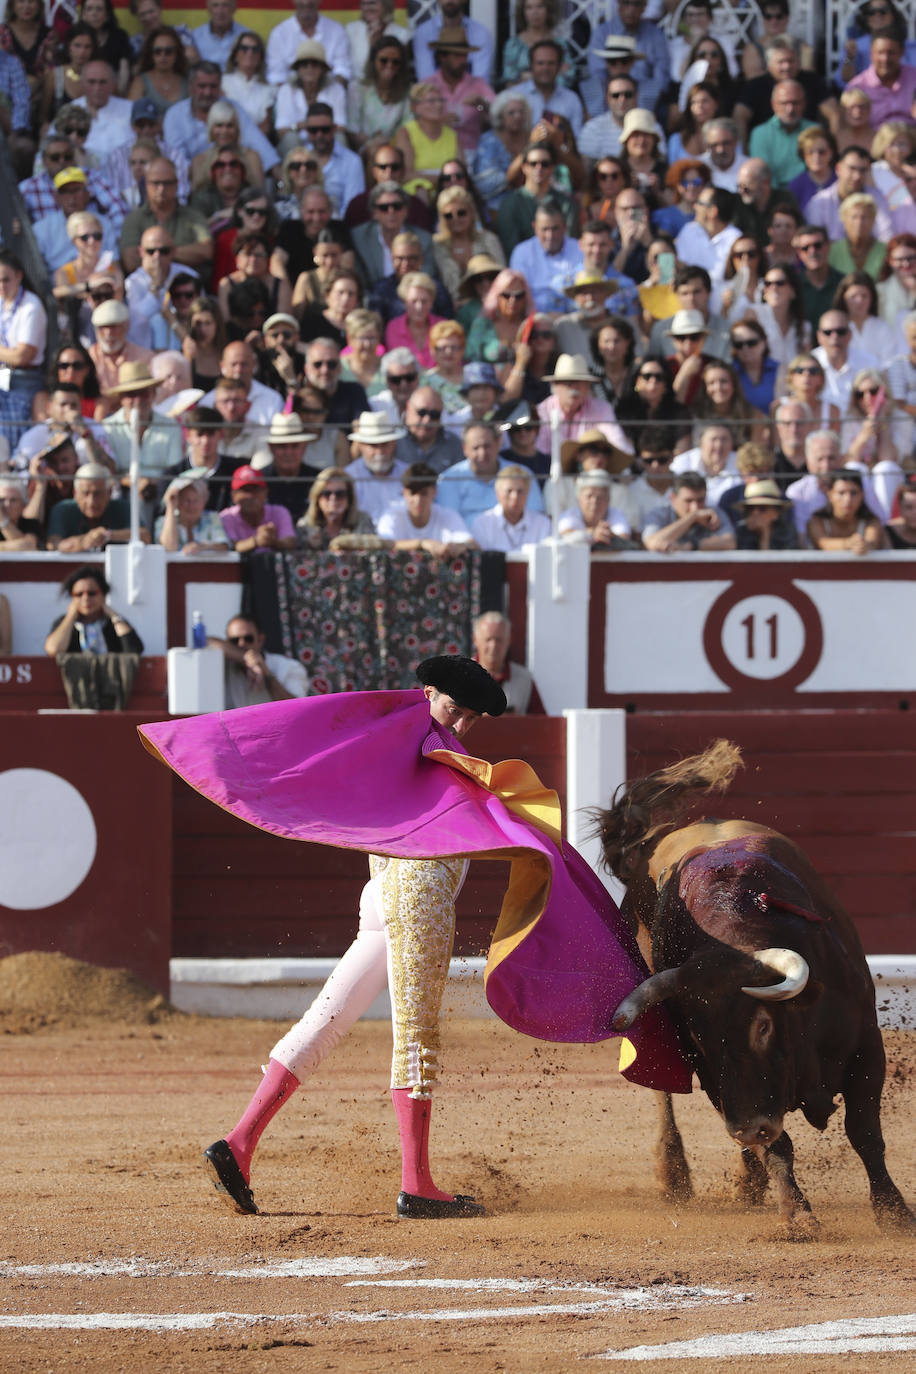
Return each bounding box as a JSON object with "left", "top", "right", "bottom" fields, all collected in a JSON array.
[{"left": 247, "top": 550, "right": 506, "bottom": 693}]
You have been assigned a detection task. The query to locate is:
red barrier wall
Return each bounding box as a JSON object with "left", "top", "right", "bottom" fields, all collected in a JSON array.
[{"left": 0, "top": 714, "right": 173, "bottom": 994}]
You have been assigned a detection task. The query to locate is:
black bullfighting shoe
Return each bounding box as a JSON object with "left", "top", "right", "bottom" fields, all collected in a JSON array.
[
  {"left": 204, "top": 1139, "right": 259, "bottom": 1214},
  {"left": 396, "top": 1191, "right": 485, "bottom": 1218}
]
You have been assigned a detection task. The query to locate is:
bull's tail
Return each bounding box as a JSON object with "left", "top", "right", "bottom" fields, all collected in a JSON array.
[{"left": 592, "top": 739, "right": 743, "bottom": 881}]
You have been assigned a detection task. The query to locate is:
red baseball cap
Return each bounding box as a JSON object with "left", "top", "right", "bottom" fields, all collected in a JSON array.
[{"left": 231, "top": 465, "right": 267, "bottom": 490}]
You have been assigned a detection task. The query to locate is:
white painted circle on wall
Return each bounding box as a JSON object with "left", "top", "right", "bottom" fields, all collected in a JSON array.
[
  {"left": 0, "top": 769, "right": 97, "bottom": 909},
  {"left": 718, "top": 595, "right": 806, "bottom": 681}
]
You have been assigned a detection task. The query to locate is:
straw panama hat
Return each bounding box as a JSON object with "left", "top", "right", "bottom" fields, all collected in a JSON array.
[
  {"left": 348, "top": 410, "right": 405, "bottom": 444},
  {"left": 545, "top": 353, "right": 595, "bottom": 383},
  {"left": 104, "top": 360, "right": 160, "bottom": 395}
]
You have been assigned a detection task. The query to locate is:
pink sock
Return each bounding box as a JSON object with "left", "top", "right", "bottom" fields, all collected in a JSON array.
[
  {"left": 391, "top": 1087, "right": 453, "bottom": 1201},
  {"left": 224, "top": 1058, "right": 299, "bottom": 1182}
]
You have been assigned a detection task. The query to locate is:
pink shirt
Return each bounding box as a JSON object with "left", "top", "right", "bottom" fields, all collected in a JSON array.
[
  {"left": 428, "top": 69, "right": 496, "bottom": 153},
  {"left": 535, "top": 394, "right": 632, "bottom": 460},
  {"left": 219, "top": 502, "right": 296, "bottom": 545},
  {"left": 384, "top": 311, "right": 444, "bottom": 370},
  {"left": 847, "top": 62, "right": 916, "bottom": 128}
]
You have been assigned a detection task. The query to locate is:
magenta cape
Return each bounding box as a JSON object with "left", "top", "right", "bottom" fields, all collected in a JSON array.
[{"left": 139, "top": 691, "right": 691, "bottom": 1094}]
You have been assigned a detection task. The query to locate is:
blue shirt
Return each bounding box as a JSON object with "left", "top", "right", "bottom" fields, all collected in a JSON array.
[
  {"left": 163, "top": 97, "right": 280, "bottom": 172},
  {"left": 191, "top": 20, "right": 248, "bottom": 65},
  {"left": 0, "top": 50, "right": 30, "bottom": 131},
  {"left": 436, "top": 459, "right": 545, "bottom": 522},
  {"left": 505, "top": 79, "right": 584, "bottom": 137},
  {"left": 508, "top": 235, "right": 584, "bottom": 314},
  {"left": 735, "top": 355, "right": 780, "bottom": 416},
  {"left": 33, "top": 210, "right": 119, "bottom": 273},
  {"left": 305, "top": 143, "right": 365, "bottom": 219}
]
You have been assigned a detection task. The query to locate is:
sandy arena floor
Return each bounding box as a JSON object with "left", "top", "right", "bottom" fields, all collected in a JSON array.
[{"left": 0, "top": 967, "right": 914, "bottom": 1374}]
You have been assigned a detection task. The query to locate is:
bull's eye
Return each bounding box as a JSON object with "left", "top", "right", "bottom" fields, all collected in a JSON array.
[{"left": 749, "top": 1006, "right": 774, "bottom": 1054}]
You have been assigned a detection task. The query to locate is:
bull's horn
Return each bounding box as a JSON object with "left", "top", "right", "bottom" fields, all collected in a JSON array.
[
  {"left": 612, "top": 968, "right": 682, "bottom": 1029},
  {"left": 741, "top": 947, "right": 810, "bottom": 1001}
]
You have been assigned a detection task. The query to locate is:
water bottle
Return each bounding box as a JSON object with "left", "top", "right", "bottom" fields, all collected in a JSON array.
[{"left": 191, "top": 610, "right": 207, "bottom": 649}]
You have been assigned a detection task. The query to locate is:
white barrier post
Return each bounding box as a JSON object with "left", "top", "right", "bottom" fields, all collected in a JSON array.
[{"left": 564, "top": 708, "right": 628, "bottom": 903}]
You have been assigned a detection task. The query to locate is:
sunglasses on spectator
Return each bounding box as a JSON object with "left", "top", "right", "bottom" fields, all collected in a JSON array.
[
  {"left": 89, "top": 289, "right": 114, "bottom": 301},
  {"left": 228, "top": 633, "right": 257, "bottom": 645},
  {"left": 443, "top": 209, "right": 469, "bottom": 221},
  {"left": 306, "top": 124, "right": 334, "bottom": 135},
  {"left": 288, "top": 159, "right": 318, "bottom": 171},
  {"left": 441, "top": 169, "right": 467, "bottom": 182},
  {"left": 237, "top": 41, "right": 260, "bottom": 52},
  {"left": 76, "top": 232, "right": 103, "bottom": 242},
  {"left": 791, "top": 365, "right": 820, "bottom": 374},
  {"left": 638, "top": 370, "right": 665, "bottom": 381},
  {"left": 764, "top": 277, "right": 789, "bottom": 287},
  {"left": 59, "top": 358, "right": 88, "bottom": 369},
  {"left": 414, "top": 408, "right": 442, "bottom": 419},
  {"left": 529, "top": 329, "right": 555, "bottom": 340},
  {"left": 319, "top": 488, "right": 349, "bottom": 499},
  {"left": 241, "top": 205, "right": 268, "bottom": 216},
  {"left": 677, "top": 333, "right": 704, "bottom": 342},
  {"left": 375, "top": 161, "right": 400, "bottom": 172},
  {"left": 143, "top": 244, "right": 171, "bottom": 254},
  {"left": 597, "top": 168, "right": 623, "bottom": 179},
  {"left": 170, "top": 288, "right": 197, "bottom": 300},
  {"left": 855, "top": 386, "right": 882, "bottom": 397},
  {"left": 641, "top": 452, "right": 673, "bottom": 464},
  {"left": 681, "top": 176, "right": 704, "bottom": 188},
  {"left": 152, "top": 45, "right": 177, "bottom": 55},
  {"left": 310, "top": 358, "right": 340, "bottom": 369},
  {"left": 795, "top": 240, "right": 825, "bottom": 252},
  {"left": 732, "top": 336, "right": 763, "bottom": 349},
  {"left": 819, "top": 326, "right": 849, "bottom": 336},
  {"left": 500, "top": 290, "right": 526, "bottom": 300},
  {"left": 215, "top": 158, "right": 243, "bottom": 170},
  {"left": 389, "top": 373, "right": 417, "bottom": 384},
  {"left": 376, "top": 201, "right": 405, "bottom": 212},
  {"left": 608, "top": 90, "right": 634, "bottom": 100}
]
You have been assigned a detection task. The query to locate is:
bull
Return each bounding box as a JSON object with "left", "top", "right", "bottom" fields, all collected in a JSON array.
[{"left": 596, "top": 739, "right": 915, "bottom": 1234}]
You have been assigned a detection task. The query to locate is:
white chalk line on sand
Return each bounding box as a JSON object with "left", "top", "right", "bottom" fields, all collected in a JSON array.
[
  {"left": 0, "top": 1257, "right": 419, "bottom": 1280},
  {"left": 595, "top": 1312, "right": 916, "bottom": 1361}
]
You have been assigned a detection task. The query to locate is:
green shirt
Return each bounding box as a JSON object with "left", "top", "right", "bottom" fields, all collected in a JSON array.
[
  {"left": 119, "top": 203, "right": 212, "bottom": 254},
  {"left": 47, "top": 497, "right": 131, "bottom": 540},
  {"left": 748, "top": 116, "right": 816, "bottom": 189}
]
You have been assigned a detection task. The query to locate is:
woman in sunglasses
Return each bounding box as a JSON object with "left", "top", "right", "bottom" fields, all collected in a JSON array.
[
  {"left": 729, "top": 320, "right": 779, "bottom": 416},
  {"left": 127, "top": 24, "right": 188, "bottom": 117},
  {"left": 840, "top": 370, "right": 903, "bottom": 518},
  {"left": 580, "top": 156, "right": 629, "bottom": 229},
  {"left": 465, "top": 268, "right": 533, "bottom": 363},
  {"left": 296, "top": 465, "right": 374, "bottom": 549},
  {"left": 432, "top": 186, "right": 504, "bottom": 304},
  {"left": 222, "top": 29, "right": 274, "bottom": 135},
  {"left": 654, "top": 159, "right": 710, "bottom": 239},
  {"left": 500, "top": 313, "right": 558, "bottom": 407},
  {"left": 750, "top": 263, "right": 811, "bottom": 369},
  {"left": 782, "top": 353, "right": 841, "bottom": 427},
  {"left": 275, "top": 147, "right": 325, "bottom": 222},
  {"left": 276, "top": 40, "right": 345, "bottom": 152},
  {"left": 52, "top": 212, "right": 122, "bottom": 317},
  {"left": 347, "top": 34, "right": 410, "bottom": 153},
  {"left": 190, "top": 102, "right": 264, "bottom": 196},
  {"left": 217, "top": 232, "right": 293, "bottom": 322},
  {"left": 717, "top": 235, "right": 764, "bottom": 322},
  {"left": 807, "top": 468, "right": 889, "bottom": 554},
  {"left": 615, "top": 355, "right": 691, "bottom": 455},
  {"left": 40, "top": 341, "right": 101, "bottom": 420}
]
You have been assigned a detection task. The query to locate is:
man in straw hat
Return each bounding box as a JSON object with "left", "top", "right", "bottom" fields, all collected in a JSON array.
[
  {"left": 414, "top": 0, "right": 493, "bottom": 83},
  {"left": 662, "top": 308, "right": 715, "bottom": 406},
  {"left": 554, "top": 271, "right": 626, "bottom": 356},
  {"left": 347, "top": 410, "right": 408, "bottom": 524},
  {"left": 102, "top": 362, "right": 183, "bottom": 514},
  {"left": 256, "top": 412, "right": 320, "bottom": 522},
  {"left": 428, "top": 26, "right": 494, "bottom": 154},
  {"left": 732, "top": 477, "right": 799, "bottom": 551},
  {"left": 535, "top": 353, "right": 632, "bottom": 457},
  {"left": 587, "top": 0, "right": 669, "bottom": 117}
]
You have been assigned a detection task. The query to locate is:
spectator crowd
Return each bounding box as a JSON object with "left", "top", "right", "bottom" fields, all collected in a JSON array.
[{"left": 3, "top": 0, "right": 916, "bottom": 586}]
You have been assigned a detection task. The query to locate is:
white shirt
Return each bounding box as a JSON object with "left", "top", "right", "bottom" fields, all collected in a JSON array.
[
  {"left": 671, "top": 446, "right": 742, "bottom": 508},
  {"left": 221, "top": 72, "right": 277, "bottom": 128},
  {"left": 200, "top": 379, "right": 285, "bottom": 427},
  {"left": 125, "top": 262, "right": 198, "bottom": 350},
  {"left": 0, "top": 288, "right": 46, "bottom": 367},
  {"left": 345, "top": 19, "right": 409, "bottom": 78},
  {"left": 674, "top": 220, "right": 741, "bottom": 283},
  {"left": 470, "top": 503, "right": 552, "bottom": 551},
  {"left": 266, "top": 14, "right": 351, "bottom": 87},
  {"left": 191, "top": 20, "right": 248, "bottom": 66},
  {"left": 12, "top": 416, "right": 111, "bottom": 471},
  {"left": 557, "top": 503, "right": 631, "bottom": 540},
  {"left": 812, "top": 344, "right": 880, "bottom": 412},
  {"left": 73, "top": 95, "right": 133, "bottom": 158},
  {"left": 225, "top": 651, "right": 309, "bottom": 709},
  {"left": 701, "top": 150, "right": 749, "bottom": 193},
  {"left": 376, "top": 500, "right": 472, "bottom": 544},
  {"left": 275, "top": 81, "right": 347, "bottom": 137},
  {"left": 346, "top": 456, "right": 408, "bottom": 525}
]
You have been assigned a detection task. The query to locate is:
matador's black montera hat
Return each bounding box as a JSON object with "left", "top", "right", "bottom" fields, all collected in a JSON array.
[{"left": 416, "top": 655, "right": 507, "bottom": 717}]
